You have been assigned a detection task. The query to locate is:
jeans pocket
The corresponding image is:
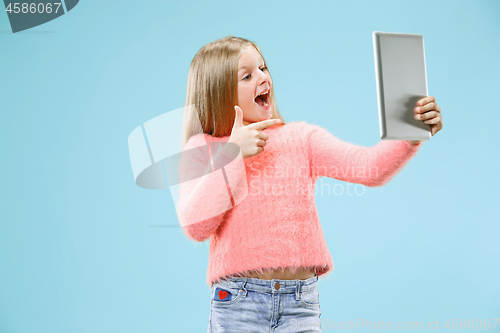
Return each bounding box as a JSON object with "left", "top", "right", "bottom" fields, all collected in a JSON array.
[
  {"left": 299, "top": 286, "right": 320, "bottom": 307},
  {"left": 211, "top": 284, "right": 244, "bottom": 306}
]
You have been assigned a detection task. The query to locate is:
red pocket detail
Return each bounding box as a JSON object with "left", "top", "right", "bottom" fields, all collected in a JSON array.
[{"left": 219, "top": 290, "right": 228, "bottom": 300}]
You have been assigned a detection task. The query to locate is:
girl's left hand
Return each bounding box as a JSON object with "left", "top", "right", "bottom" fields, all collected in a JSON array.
[
  {"left": 414, "top": 96, "right": 443, "bottom": 136},
  {"left": 406, "top": 96, "right": 443, "bottom": 145}
]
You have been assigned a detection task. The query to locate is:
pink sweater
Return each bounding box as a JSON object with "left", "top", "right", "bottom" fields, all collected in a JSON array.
[{"left": 177, "top": 121, "right": 422, "bottom": 287}]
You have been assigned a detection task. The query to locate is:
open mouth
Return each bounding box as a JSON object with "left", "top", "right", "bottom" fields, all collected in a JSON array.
[{"left": 254, "top": 89, "right": 270, "bottom": 107}]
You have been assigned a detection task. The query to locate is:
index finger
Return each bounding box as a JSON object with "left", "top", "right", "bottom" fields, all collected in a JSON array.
[
  {"left": 418, "top": 95, "right": 435, "bottom": 106},
  {"left": 248, "top": 119, "right": 281, "bottom": 130}
]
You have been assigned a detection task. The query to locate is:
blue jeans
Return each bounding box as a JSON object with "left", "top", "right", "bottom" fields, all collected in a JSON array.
[{"left": 208, "top": 274, "right": 322, "bottom": 332}]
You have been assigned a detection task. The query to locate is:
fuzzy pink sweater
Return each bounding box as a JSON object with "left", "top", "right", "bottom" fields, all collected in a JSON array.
[{"left": 177, "top": 121, "right": 422, "bottom": 287}]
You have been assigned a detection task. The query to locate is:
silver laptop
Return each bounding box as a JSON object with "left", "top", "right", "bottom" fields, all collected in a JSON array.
[{"left": 373, "top": 31, "right": 431, "bottom": 140}]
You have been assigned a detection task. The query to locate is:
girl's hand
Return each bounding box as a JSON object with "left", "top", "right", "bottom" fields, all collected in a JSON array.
[
  {"left": 406, "top": 96, "right": 443, "bottom": 145},
  {"left": 228, "top": 105, "right": 281, "bottom": 159}
]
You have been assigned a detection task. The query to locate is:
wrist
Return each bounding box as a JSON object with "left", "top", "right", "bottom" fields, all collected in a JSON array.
[
  {"left": 221, "top": 141, "right": 239, "bottom": 158},
  {"left": 406, "top": 140, "right": 421, "bottom": 145}
]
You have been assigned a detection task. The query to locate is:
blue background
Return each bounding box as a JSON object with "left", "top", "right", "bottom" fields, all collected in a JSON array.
[{"left": 1, "top": 0, "right": 499, "bottom": 332}]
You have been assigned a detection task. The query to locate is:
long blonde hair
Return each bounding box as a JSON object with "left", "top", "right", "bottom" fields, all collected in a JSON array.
[{"left": 181, "top": 36, "right": 285, "bottom": 149}]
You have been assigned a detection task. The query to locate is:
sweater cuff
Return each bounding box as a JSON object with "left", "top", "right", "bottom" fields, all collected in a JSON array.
[
  {"left": 212, "top": 143, "right": 240, "bottom": 170},
  {"left": 212, "top": 142, "right": 247, "bottom": 205}
]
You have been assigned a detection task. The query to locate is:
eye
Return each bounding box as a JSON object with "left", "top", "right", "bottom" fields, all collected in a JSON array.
[{"left": 242, "top": 67, "right": 267, "bottom": 81}]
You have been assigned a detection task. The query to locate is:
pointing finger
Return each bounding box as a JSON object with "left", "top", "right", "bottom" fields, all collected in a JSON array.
[{"left": 249, "top": 118, "right": 281, "bottom": 131}]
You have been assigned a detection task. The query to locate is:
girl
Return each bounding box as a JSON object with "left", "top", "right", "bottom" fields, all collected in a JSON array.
[{"left": 177, "top": 36, "right": 443, "bottom": 333}]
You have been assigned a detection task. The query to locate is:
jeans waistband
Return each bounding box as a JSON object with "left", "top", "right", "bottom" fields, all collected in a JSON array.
[{"left": 215, "top": 274, "right": 318, "bottom": 294}]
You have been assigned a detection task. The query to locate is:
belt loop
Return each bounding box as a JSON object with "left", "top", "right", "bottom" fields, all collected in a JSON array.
[
  {"left": 295, "top": 280, "right": 300, "bottom": 301},
  {"left": 241, "top": 279, "right": 248, "bottom": 298}
]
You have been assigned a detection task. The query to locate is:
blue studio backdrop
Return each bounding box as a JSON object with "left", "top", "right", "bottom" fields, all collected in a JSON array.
[{"left": 1, "top": 0, "right": 499, "bottom": 332}]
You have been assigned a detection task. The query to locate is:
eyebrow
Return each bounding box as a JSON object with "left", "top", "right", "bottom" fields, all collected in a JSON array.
[{"left": 238, "top": 64, "right": 265, "bottom": 72}]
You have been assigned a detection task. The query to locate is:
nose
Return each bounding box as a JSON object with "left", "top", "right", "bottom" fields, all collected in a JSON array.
[{"left": 257, "top": 70, "right": 271, "bottom": 87}]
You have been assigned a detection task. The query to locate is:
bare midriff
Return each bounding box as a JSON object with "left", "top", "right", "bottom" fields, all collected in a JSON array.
[{"left": 238, "top": 267, "right": 316, "bottom": 280}]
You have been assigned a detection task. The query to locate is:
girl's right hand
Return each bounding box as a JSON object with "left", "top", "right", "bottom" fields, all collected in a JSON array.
[{"left": 228, "top": 105, "right": 282, "bottom": 159}]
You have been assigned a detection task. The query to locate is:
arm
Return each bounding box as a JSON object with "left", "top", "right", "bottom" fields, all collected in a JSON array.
[
  {"left": 177, "top": 135, "right": 245, "bottom": 242},
  {"left": 306, "top": 123, "right": 422, "bottom": 187}
]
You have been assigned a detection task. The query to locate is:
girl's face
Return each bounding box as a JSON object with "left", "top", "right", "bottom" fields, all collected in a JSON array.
[{"left": 237, "top": 46, "right": 273, "bottom": 126}]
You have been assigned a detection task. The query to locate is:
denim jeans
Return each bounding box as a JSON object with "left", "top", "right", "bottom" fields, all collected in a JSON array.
[{"left": 207, "top": 274, "right": 322, "bottom": 332}]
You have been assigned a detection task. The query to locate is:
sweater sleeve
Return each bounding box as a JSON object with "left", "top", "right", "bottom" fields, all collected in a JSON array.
[
  {"left": 304, "top": 123, "right": 422, "bottom": 187},
  {"left": 177, "top": 134, "right": 246, "bottom": 242}
]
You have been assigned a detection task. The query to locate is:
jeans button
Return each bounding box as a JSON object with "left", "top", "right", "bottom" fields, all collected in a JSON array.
[{"left": 274, "top": 282, "right": 280, "bottom": 290}]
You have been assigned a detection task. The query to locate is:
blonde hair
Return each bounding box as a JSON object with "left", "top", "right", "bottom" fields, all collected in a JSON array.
[{"left": 181, "top": 36, "right": 285, "bottom": 149}]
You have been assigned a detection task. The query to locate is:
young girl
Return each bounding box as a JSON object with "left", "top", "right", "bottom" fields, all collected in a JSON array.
[{"left": 177, "top": 36, "right": 443, "bottom": 332}]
